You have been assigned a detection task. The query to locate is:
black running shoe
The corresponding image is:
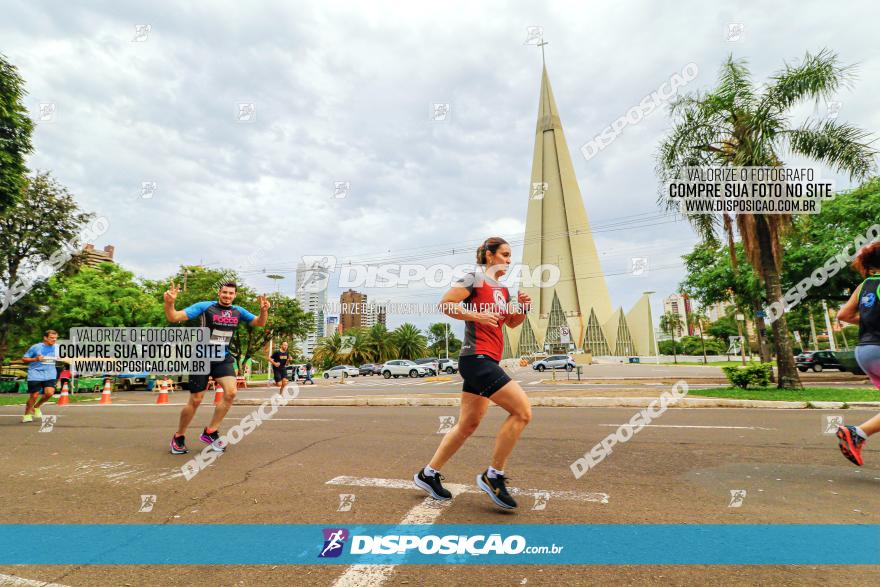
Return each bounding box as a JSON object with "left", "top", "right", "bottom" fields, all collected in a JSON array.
[
  {"left": 170, "top": 434, "right": 188, "bottom": 455},
  {"left": 476, "top": 470, "right": 517, "bottom": 509},
  {"left": 200, "top": 428, "right": 226, "bottom": 453},
  {"left": 413, "top": 470, "right": 452, "bottom": 501}
]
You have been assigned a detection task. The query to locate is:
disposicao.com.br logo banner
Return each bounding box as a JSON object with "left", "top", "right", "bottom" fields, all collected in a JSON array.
[{"left": 1, "top": 525, "right": 879, "bottom": 565}]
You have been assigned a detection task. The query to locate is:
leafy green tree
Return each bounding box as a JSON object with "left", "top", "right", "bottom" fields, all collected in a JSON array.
[
  {"left": 658, "top": 340, "right": 682, "bottom": 355},
  {"left": 237, "top": 292, "right": 312, "bottom": 370},
  {"left": 0, "top": 173, "right": 92, "bottom": 362},
  {"left": 782, "top": 178, "right": 880, "bottom": 303},
  {"left": 680, "top": 242, "right": 763, "bottom": 312},
  {"left": 0, "top": 54, "right": 34, "bottom": 213},
  {"left": 426, "top": 322, "right": 461, "bottom": 358},
  {"left": 392, "top": 323, "right": 427, "bottom": 360},
  {"left": 43, "top": 263, "right": 163, "bottom": 333},
  {"left": 658, "top": 50, "right": 877, "bottom": 389},
  {"left": 659, "top": 311, "right": 683, "bottom": 364},
  {"left": 707, "top": 315, "right": 739, "bottom": 343}
]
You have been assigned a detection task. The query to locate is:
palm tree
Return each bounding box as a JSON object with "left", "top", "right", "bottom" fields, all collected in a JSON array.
[
  {"left": 660, "top": 311, "right": 683, "bottom": 364},
  {"left": 658, "top": 50, "right": 876, "bottom": 389},
  {"left": 339, "top": 328, "right": 373, "bottom": 365},
  {"left": 366, "top": 323, "right": 397, "bottom": 363},
  {"left": 689, "top": 311, "right": 709, "bottom": 364},
  {"left": 312, "top": 332, "right": 343, "bottom": 368},
  {"left": 392, "top": 323, "right": 428, "bottom": 360}
]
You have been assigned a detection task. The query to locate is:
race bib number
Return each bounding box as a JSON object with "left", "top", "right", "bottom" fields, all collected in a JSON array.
[{"left": 210, "top": 329, "right": 232, "bottom": 346}]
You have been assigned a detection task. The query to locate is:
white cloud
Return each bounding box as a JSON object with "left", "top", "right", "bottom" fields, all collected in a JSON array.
[{"left": 3, "top": 0, "right": 877, "bottom": 336}]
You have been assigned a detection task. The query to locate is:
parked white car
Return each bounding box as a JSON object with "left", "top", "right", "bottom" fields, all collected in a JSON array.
[
  {"left": 437, "top": 358, "right": 458, "bottom": 374},
  {"left": 323, "top": 365, "right": 360, "bottom": 379},
  {"left": 381, "top": 360, "right": 429, "bottom": 379}
]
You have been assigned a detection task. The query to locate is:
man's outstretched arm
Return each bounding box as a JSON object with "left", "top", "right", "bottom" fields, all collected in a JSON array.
[
  {"left": 164, "top": 282, "right": 189, "bottom": 323},
  {"left": 250, "top": 295, "right": 271, "bottom": 327}
]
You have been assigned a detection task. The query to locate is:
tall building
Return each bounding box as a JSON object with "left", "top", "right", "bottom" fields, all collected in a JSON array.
[
  {"left": 361, "top": 301, "right": 387, "bottom": 329},
  {"left": 705, "top": 300, "right": 733, "bottom": 323},
  {"left": 340, "top": 289, "right": 367, "bottom": 331},
  {"left": 504, "top": 63, "right": 655, "bottom": 358},
  {"left": 81, "top": 244, "right": 115, "bottom": 268},
  {"left": 663, "top": 293, "right": 692, "bottom": 337},
  {"left": 324, "top": 315, "right": 339, "bottom": 336},
  {"left": 295, "top": 260, "right": 328, "bottom": 358}
]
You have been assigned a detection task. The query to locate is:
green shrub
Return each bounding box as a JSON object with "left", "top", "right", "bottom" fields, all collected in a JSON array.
[{"left": 722, "top": 363, "right": 772, "bottom": 389}]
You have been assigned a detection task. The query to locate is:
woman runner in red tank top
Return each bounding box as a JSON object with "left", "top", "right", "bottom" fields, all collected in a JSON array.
[{"left": 412, "top": 237, "right": 533, "bottom": 509}]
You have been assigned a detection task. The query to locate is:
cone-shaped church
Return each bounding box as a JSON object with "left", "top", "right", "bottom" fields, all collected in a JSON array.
[{"left": 504, "top": 66, "right": 656, "bottom": 358}]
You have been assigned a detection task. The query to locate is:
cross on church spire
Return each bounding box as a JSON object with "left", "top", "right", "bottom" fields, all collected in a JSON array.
[{"left": 537, "top": 40, "right": 548, "bottom": 66}]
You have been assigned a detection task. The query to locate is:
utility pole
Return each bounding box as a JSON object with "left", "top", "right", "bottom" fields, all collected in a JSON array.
[
  {"left": 822, "top": 299, "right": 836, "bottom": 352},
  {"left": 444, "top": 322, "right": 449, "bottom": 359},
  {"left": 808, "top": 307, "right": 819, "bottom": 351}
]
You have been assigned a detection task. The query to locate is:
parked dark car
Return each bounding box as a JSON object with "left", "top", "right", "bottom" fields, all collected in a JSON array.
[
  {"left": 796, "top": 351, "right": 844, "bottom": 372},
  {"left": 359, "top": 363, "right": 380, "bottom": 376}
]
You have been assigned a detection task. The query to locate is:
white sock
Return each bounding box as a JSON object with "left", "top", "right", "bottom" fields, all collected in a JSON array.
[
  {"left": 423, "top": 465, "right": 439, "bottom": 477},
  {"left": 487, "top": 466, "right": 504, "bottom": 479},
  {"left": 855, "top": 426, "right": 868, "bottom": 440}
]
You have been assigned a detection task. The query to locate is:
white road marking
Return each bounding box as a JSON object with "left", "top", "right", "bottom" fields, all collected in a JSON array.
[
  {"left": 329, "top": 481, "right": 464, "bottom": 587},
  {"left": 0, "top": 573, "right": 72, "bottom": 587},
  {"left": 267, "top": 418, "right": 332, "bottom": 421},
  {"left": 326, "top": 473, "right": 608, "bottom": 586},
  {"left": 528, "top": 381, "right": 541, "bottom": 386},
  {"left": 330, "top": 501, "right": 454, "bottom": 585},
  {"left": 598, "top": 424, "right": 777, "bottom": 430},
  {"left": 326, "top": 475, "right": 608, "bottom": 504}
]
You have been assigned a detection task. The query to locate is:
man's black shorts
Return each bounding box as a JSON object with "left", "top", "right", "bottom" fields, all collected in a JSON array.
[
  {"left": 27, "top": 380, "right": 56, "bottom": 394},
  {"left": 188, "top": 355, "right": 236, "bottom": 393},
  {"left": 459, "top": 354, "right": 511, "bottom": 398},
  {"left": 272, "top": 367, "right": 287, "bottom": 383}
]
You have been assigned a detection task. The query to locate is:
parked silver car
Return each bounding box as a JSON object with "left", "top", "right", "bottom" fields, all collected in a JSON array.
[{"left": 532, "top": 354, "right": 576, "bottom": 372}]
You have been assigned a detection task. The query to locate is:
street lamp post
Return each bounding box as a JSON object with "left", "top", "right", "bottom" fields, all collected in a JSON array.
[
  {"left": 445, "top": 322, "right": 449, "bottom": 359},
  {"left": 266, "top": 274, "right": 284, "bottom": 293}
]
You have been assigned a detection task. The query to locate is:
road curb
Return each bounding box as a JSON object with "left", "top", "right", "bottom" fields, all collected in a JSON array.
[{"left": 234, "top": 397, "right": 880, "bottom": 409}]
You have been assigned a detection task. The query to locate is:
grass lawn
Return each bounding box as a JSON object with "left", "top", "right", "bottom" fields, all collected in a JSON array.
[
  {"left": 671, "top": 360, "right": 776, "bottom": 367},
  {"left": 0, "top": 393, "right": 99, "bottom": 406},
  {"left": 692, "top": 386, "right": 877, "bottom": 403}
]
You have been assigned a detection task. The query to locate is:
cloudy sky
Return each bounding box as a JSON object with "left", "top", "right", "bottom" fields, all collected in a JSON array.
[{"left": 4, "top": 0, "right": 879, "bottom": 337}]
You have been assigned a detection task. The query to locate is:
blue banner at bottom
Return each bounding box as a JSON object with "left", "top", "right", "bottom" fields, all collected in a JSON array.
[{"left": 0, "top": 525, "right": 877, "bottom": 565}]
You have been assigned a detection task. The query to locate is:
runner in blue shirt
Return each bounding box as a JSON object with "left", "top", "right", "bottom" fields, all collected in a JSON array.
[
  {"left": 21, "top": 330, "right": 60, "bottom": 423},
  {"left": 164, "top": 281, "right": 270, "bottom": 454}
]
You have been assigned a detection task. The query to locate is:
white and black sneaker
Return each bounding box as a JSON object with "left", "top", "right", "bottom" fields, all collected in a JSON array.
[{"left": 414, "top": 470, "right": 452, "bottom": 501}]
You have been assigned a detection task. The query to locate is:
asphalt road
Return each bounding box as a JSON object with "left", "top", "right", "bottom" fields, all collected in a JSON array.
[{"left": 1, "top": 397, "right": 879, "bottom": 586}]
